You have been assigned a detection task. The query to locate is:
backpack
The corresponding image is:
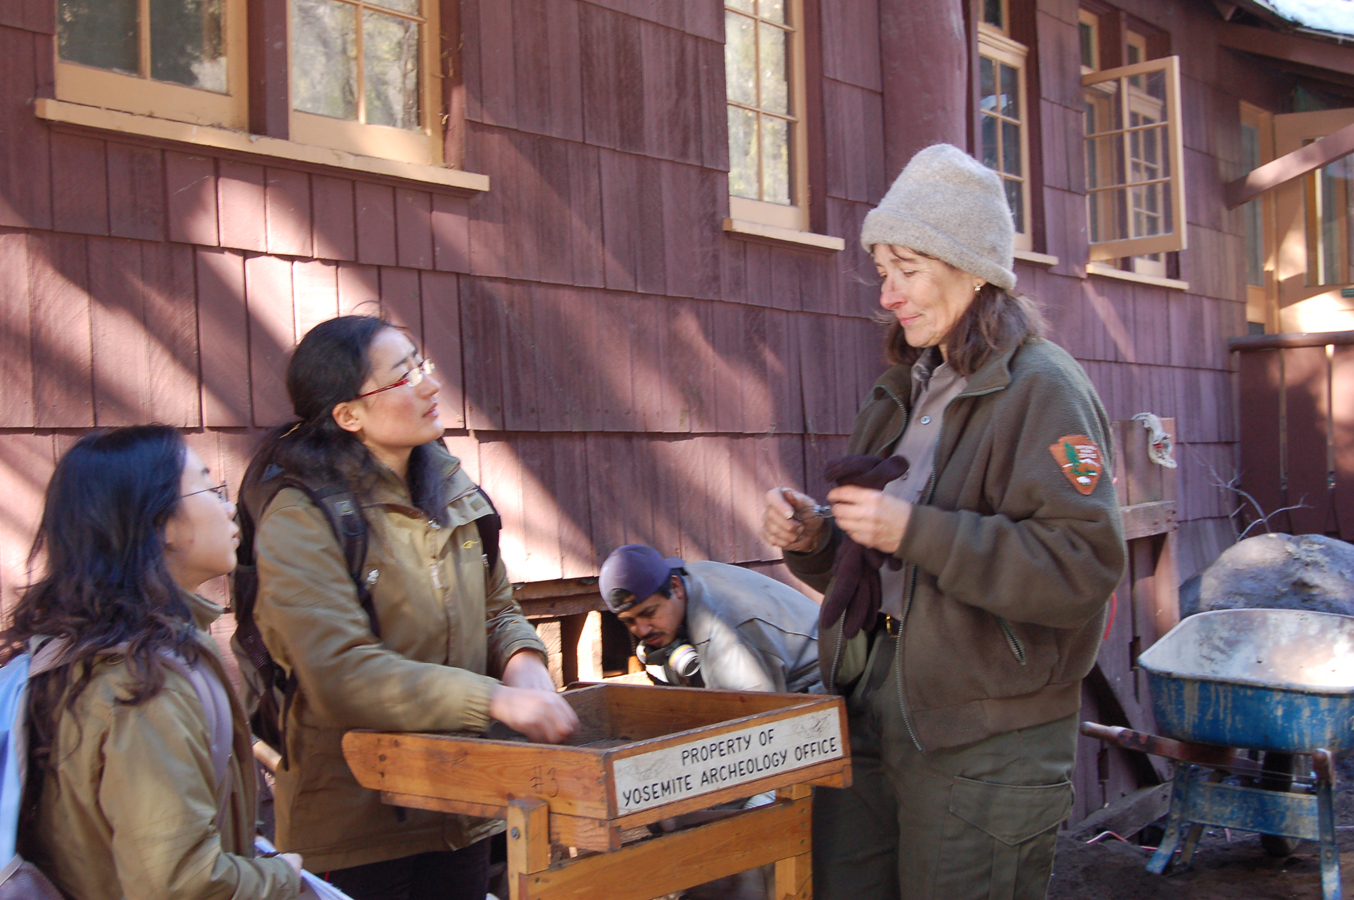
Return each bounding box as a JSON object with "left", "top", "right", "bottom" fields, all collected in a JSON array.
[
  {"left": 0, "top": 640, "right": 66, "bottom": 899},
  {"left": 0, "top": 639, "right": 233, "bottom": 899},
  {"left": 229, "top": 465, "right": 501, "bottom": 771}
]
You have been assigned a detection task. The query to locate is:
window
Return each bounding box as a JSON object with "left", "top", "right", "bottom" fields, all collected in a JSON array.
[
  {"left": 725, "top": 0, "right": 809, "bottom": 233},
  {"left": 289, "top": 0, "right": 442, "bottom": 166},
  {"left": 1082, "top": 55, "right": 1185, "bottom": 266},
  {"left": 1240, "top": 102, "right": 1275, "bottom": 331},
  {"left": 978, "top": 23, "right": 1031, "bottom": 250},
  {"left": 49, "top": 0, "right": 451, "bottom": 173},
  {"left": 1078, "top": 10, "right": 1099, "bottom": 73},
  {"left": 55, "top": 0, "right": 247, "bottom": 128}
]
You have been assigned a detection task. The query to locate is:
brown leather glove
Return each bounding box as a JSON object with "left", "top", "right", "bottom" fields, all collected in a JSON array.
[{"left": 820, "top": 454, "right": 910, "bottom": 639}]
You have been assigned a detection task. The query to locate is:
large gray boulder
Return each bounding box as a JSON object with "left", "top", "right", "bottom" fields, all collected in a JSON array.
[{"left": 1181, "top": 533, "right": 1354, "bottom": 618}]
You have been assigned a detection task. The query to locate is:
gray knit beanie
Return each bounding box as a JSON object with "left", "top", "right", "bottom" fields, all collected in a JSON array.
[{"left": 859, "top": 143, "right": 1017, "bottom": 291}]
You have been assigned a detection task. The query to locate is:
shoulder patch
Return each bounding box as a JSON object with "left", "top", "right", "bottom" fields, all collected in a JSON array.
[{"left": 1049, "top": 435, "right": 1103, "bottom": 495}]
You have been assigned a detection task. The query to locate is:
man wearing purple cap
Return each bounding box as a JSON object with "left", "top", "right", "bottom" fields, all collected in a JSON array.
[{"left": 599, "top": 544, "right": 821, "bottom": 693}]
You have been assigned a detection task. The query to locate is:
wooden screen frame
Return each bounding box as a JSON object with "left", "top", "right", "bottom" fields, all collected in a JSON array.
[
  {"left": 1078, "top": 9, "right": 1099, "bottom": 74},
  {"left": 726, "top": 0, "right": 811, "bottom": 234},
  {"left": 977, "top": 23, "right": 1032, "bottom": 252},
  {"left": 289, "top": 0, "right": 444, "bottom": 167},
  {"left": 1274, "top": 107, "right": 1354, "bottom": 331},
  {"left": 54, "top": 0, "right": 248, "bottom": 129},
  {"left": 1241, "top": 101, "right": 1278, "bottom": 333},
  {"left": 1081, "top": 55, "right": 1186, "bottom": 262}
]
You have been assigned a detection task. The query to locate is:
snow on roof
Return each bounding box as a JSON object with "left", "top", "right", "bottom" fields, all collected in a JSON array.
[{"left": 1251, "top": 0, "right": 1354, "bottom": 37}]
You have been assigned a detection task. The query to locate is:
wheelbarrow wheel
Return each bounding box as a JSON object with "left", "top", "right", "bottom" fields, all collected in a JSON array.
[{"left": 1255, "top": 752, "right": 1303, "bottom": 858}]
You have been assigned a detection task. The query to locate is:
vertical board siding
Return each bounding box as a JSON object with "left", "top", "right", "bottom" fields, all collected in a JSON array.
[
  {"left": 107, "top": 144, "right": 166, "bottom": 242},
  {"left": 311, "top": 175, "right": 357, "bottom": 262},
  {"left": 88, "top": 236, "right": 149, "bottom": 426},
  {"left": 166, "top": 153, "right": 220, "bottom": 246},
  {"left": 217, "top": 161, "right": 267, "bottom": 252},
  {"left": 265, "top": 168, "right": 313, "bottom": 258},
  {"left": 197, "top": 247, "right": 251, "bottom": 427},
  {"left": 245, "top": 254, "right": 295, "bottom": 426},
  {"left": 50, "top": 132, "right": 108, "bottom": 236},
  {"left": 29, "top": 233, "right": 93, "bottom": 427},
  {"left": 0, "top": 26, "right": 50, "bottom": 230},
  {"left": 0, "top": 230, "right": 34, "bottom": 426}
]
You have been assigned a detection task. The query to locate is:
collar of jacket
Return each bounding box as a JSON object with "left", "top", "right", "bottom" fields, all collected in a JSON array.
[
  {"left": 184, "top": 591, "right": 226, "bottom": 632},
  {"left": 366, "top": 440, "right": 466, "bottom": 509},
  {"left": 869, "top": 338, "right": 1024, "bottom": 407}
]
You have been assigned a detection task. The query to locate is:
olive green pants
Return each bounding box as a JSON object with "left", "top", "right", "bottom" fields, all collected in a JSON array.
[{"left": 812, "top": 632, "right": 1077, "bottom": 900}]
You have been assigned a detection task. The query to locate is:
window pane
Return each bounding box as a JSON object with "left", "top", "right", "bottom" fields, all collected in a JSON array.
[
  {"left": 1005, "top": 177, "right": 1023, "bottom": 234},
  {"left": 979, "top": 56, "right": 996, "bottom": 114},
  {"left": 1079, "top": 22, "right": 1095, "bottom": 69},
  {"left": 761, "top": 115, "right": 790, "bottom": 204},
  {"left": 983, "top": 0, "right": 1003, "bottom": 29},
  {"left": 367, "top": 0, "right": 419, "bottom": 14},
  {"left": 725, "top": 11, "right": 756, "bottom": 108},
  {"left": 1242, "top": 123, "right": 1264, "bottom": 287},
  {"left": 758, "top": 22, "right": 787, "bottom": 115},
  {"left": 58, "top": 0, "right": 138, "bottom": 74},
  {"left": 728, "top": 106, "right": 759, "bottom": 200},
  {"left": 981, "top": 115, "right": 998, "bottom": 169},
  {"left": 150, "top": 0, "right": 226, "bottom": 91},
  {"left": 364, "top": 10, "right": 421, "bottom": 129},
  {"left": 1001, "top": 120, "right": 1020, "bottom": 175},
  {"left": 760, "top": 0, "right": 786, "bottom": 24},
  {"left": 726, "top": 0, "right": 754, "bottom": 12},
  {"left": 292, "top": 0, "right": 357, "bottom": 119},
  {"left": 1000, "top": 62, "right": 1019, "bottom": 119}
]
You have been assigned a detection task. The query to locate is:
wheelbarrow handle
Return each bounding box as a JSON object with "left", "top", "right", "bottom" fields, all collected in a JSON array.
[{"left": 1079, "top": 722, "right": 1255, "bottom": 770}]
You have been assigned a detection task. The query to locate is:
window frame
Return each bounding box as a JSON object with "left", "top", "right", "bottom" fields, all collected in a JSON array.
[
  {"left": 977, "top": 22, "right": 1032, "bottom": 252},
  {"left": 1078, "top": 9, "right": 1099, "bottom": 74},
  {"left": 724, "top": 0, "right": 811, "bottom": 235},
  {"left": 54, "top": 0, "right": 248, "bottom": 129},
  {"left": 1081, "top": 55, "right": 1186, "bottom": 263},
  {"left": 288, "top": 0, "right": 444, "bottom": 167},
  {"left": 1240, "top": 101, "right": 1277, "bottom": 332}
]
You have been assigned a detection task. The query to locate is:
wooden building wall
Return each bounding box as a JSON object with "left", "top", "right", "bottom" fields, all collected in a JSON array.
[{"left": 0, "top": 0, "right": 1325, "bottom": 830}]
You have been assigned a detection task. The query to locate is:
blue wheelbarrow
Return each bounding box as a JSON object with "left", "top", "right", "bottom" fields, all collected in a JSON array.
[{"left": 1082, "top": 608, "right": 1354, "bottom": 900}]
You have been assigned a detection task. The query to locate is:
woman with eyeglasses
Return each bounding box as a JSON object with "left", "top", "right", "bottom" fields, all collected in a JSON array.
[
  {"left": 241, "top": 315, "right": 576, "bottom": 900},
  {"left": 3, "top": 425, "right": 302, "bottom": 899}
]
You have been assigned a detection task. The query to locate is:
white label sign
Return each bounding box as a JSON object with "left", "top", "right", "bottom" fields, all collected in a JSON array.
[{"left": 612, "top": 707, "right": 844, "bottom": 814}]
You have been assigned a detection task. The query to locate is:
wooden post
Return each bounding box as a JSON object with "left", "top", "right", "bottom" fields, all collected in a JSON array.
[
  {"left": 508, "top": 797, "right": 551, "bottom": 900},
  {"left": 774, "top": 784, "right": 813, "bottom": 900}
]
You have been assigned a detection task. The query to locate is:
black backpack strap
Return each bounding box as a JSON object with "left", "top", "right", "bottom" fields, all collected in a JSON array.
[
  {"left": 473, "top": 487, "right": 502, "bottom": 575},
  {"left": 306, "top": 483, "right": 379, "bottom": 638}
]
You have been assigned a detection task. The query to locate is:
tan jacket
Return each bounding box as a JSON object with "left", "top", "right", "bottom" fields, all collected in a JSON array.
[
  {"left": 787, "top": 339, "right": 1125, "bottom": 751},
  {"left": 22, "top": 594, "right": 299, "bottom": 900},
  {"left": 254, "top": 445, "right": 547, "bottom": 871}
]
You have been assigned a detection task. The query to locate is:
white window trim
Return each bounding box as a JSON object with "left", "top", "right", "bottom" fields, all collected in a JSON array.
[
  {"left": 1082, "top": 55, "right": 1186, "bottom": 262},
  {"left": 978, "top": 23, "right": 1033, "bottom": 252}
]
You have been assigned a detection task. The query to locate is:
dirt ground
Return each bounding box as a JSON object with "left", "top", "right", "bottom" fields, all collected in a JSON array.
[{"left": 1047, "top": 756, "right": 1354, "bottom": 900}]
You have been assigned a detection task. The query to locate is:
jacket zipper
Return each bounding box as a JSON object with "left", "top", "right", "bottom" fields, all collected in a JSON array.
[
  {"left": 997, "top": 618, "right": 1027, "bottom": 665},
  {"left": 892, "top": 379, "right": 1008, "bottom": 753},
  {"left": 827, "top": 385, "right": 909, "bottom": 695}
]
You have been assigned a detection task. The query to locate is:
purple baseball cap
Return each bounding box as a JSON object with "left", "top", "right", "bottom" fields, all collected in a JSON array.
[{"left": 599, "top": 544, "right": 684, "bottom": 613}]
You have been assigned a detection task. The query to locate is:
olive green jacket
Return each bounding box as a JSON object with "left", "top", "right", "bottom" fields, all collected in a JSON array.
[
  {"left": 254, "top": 443, "right": 547, "bottom": 871},
  {"left": 22, "top": 594, "right": 300, "bottom": 900},
  {"left": 786, "top": 339, "right": 1125, "bottom": 751}
]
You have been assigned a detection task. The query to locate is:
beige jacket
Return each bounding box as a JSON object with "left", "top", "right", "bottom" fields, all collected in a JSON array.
[
  {"left": 254, "top": 445, "right": 547, "bottom": 871},
  {"left": 22, "top": 594, "right": 299, "bottom": 900}
]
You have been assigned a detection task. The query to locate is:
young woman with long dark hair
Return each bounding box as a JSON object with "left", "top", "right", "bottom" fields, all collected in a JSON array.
[
  {"left": 244, "top": 315, "right": 576, "bottom": 900},
  {"left": 3, "top": 425, "right": 302, "bottom": 900}
]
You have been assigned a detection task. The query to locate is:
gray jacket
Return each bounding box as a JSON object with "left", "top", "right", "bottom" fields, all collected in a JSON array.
[{"left": 675, "top": 561, "right": 822, "bottom": 693}]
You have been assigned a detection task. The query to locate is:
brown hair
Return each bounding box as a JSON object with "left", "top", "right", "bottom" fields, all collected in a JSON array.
[{"left": 882, "top": 280, "right": 1046, "bottom": 376}]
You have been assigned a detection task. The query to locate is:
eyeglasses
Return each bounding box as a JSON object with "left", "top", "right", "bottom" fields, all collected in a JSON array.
[
  {"left": 183, "top": 483, "right": 230, "bottom": 503},
  {"left": 355, "top": 358, "right": 436, "bottom": 399}
]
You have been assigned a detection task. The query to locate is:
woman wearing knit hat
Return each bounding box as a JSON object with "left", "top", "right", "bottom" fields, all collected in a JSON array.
[{"left": 761, "top": 144, "right": 1124, "bottom": 900}]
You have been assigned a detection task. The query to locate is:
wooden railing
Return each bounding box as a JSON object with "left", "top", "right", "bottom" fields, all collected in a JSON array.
[{"left": 1231, "top": 330, "right": 1354, "bottom": 539}]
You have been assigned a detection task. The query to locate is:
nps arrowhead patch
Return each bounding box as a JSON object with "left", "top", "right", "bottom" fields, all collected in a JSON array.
[{"left": 1049, "top": 435, "right": 1103, "bottom": 495}]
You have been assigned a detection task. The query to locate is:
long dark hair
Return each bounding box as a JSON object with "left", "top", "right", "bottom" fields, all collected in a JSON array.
[
  {"left": 245, "top": 314, "right": 448, "bottom": 522},
  {"left": 0, "top": 426, "right": 198, "bottom": 781},
  {"left": 884, "top": 281, "right": 1047, "bottom": 376}
]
